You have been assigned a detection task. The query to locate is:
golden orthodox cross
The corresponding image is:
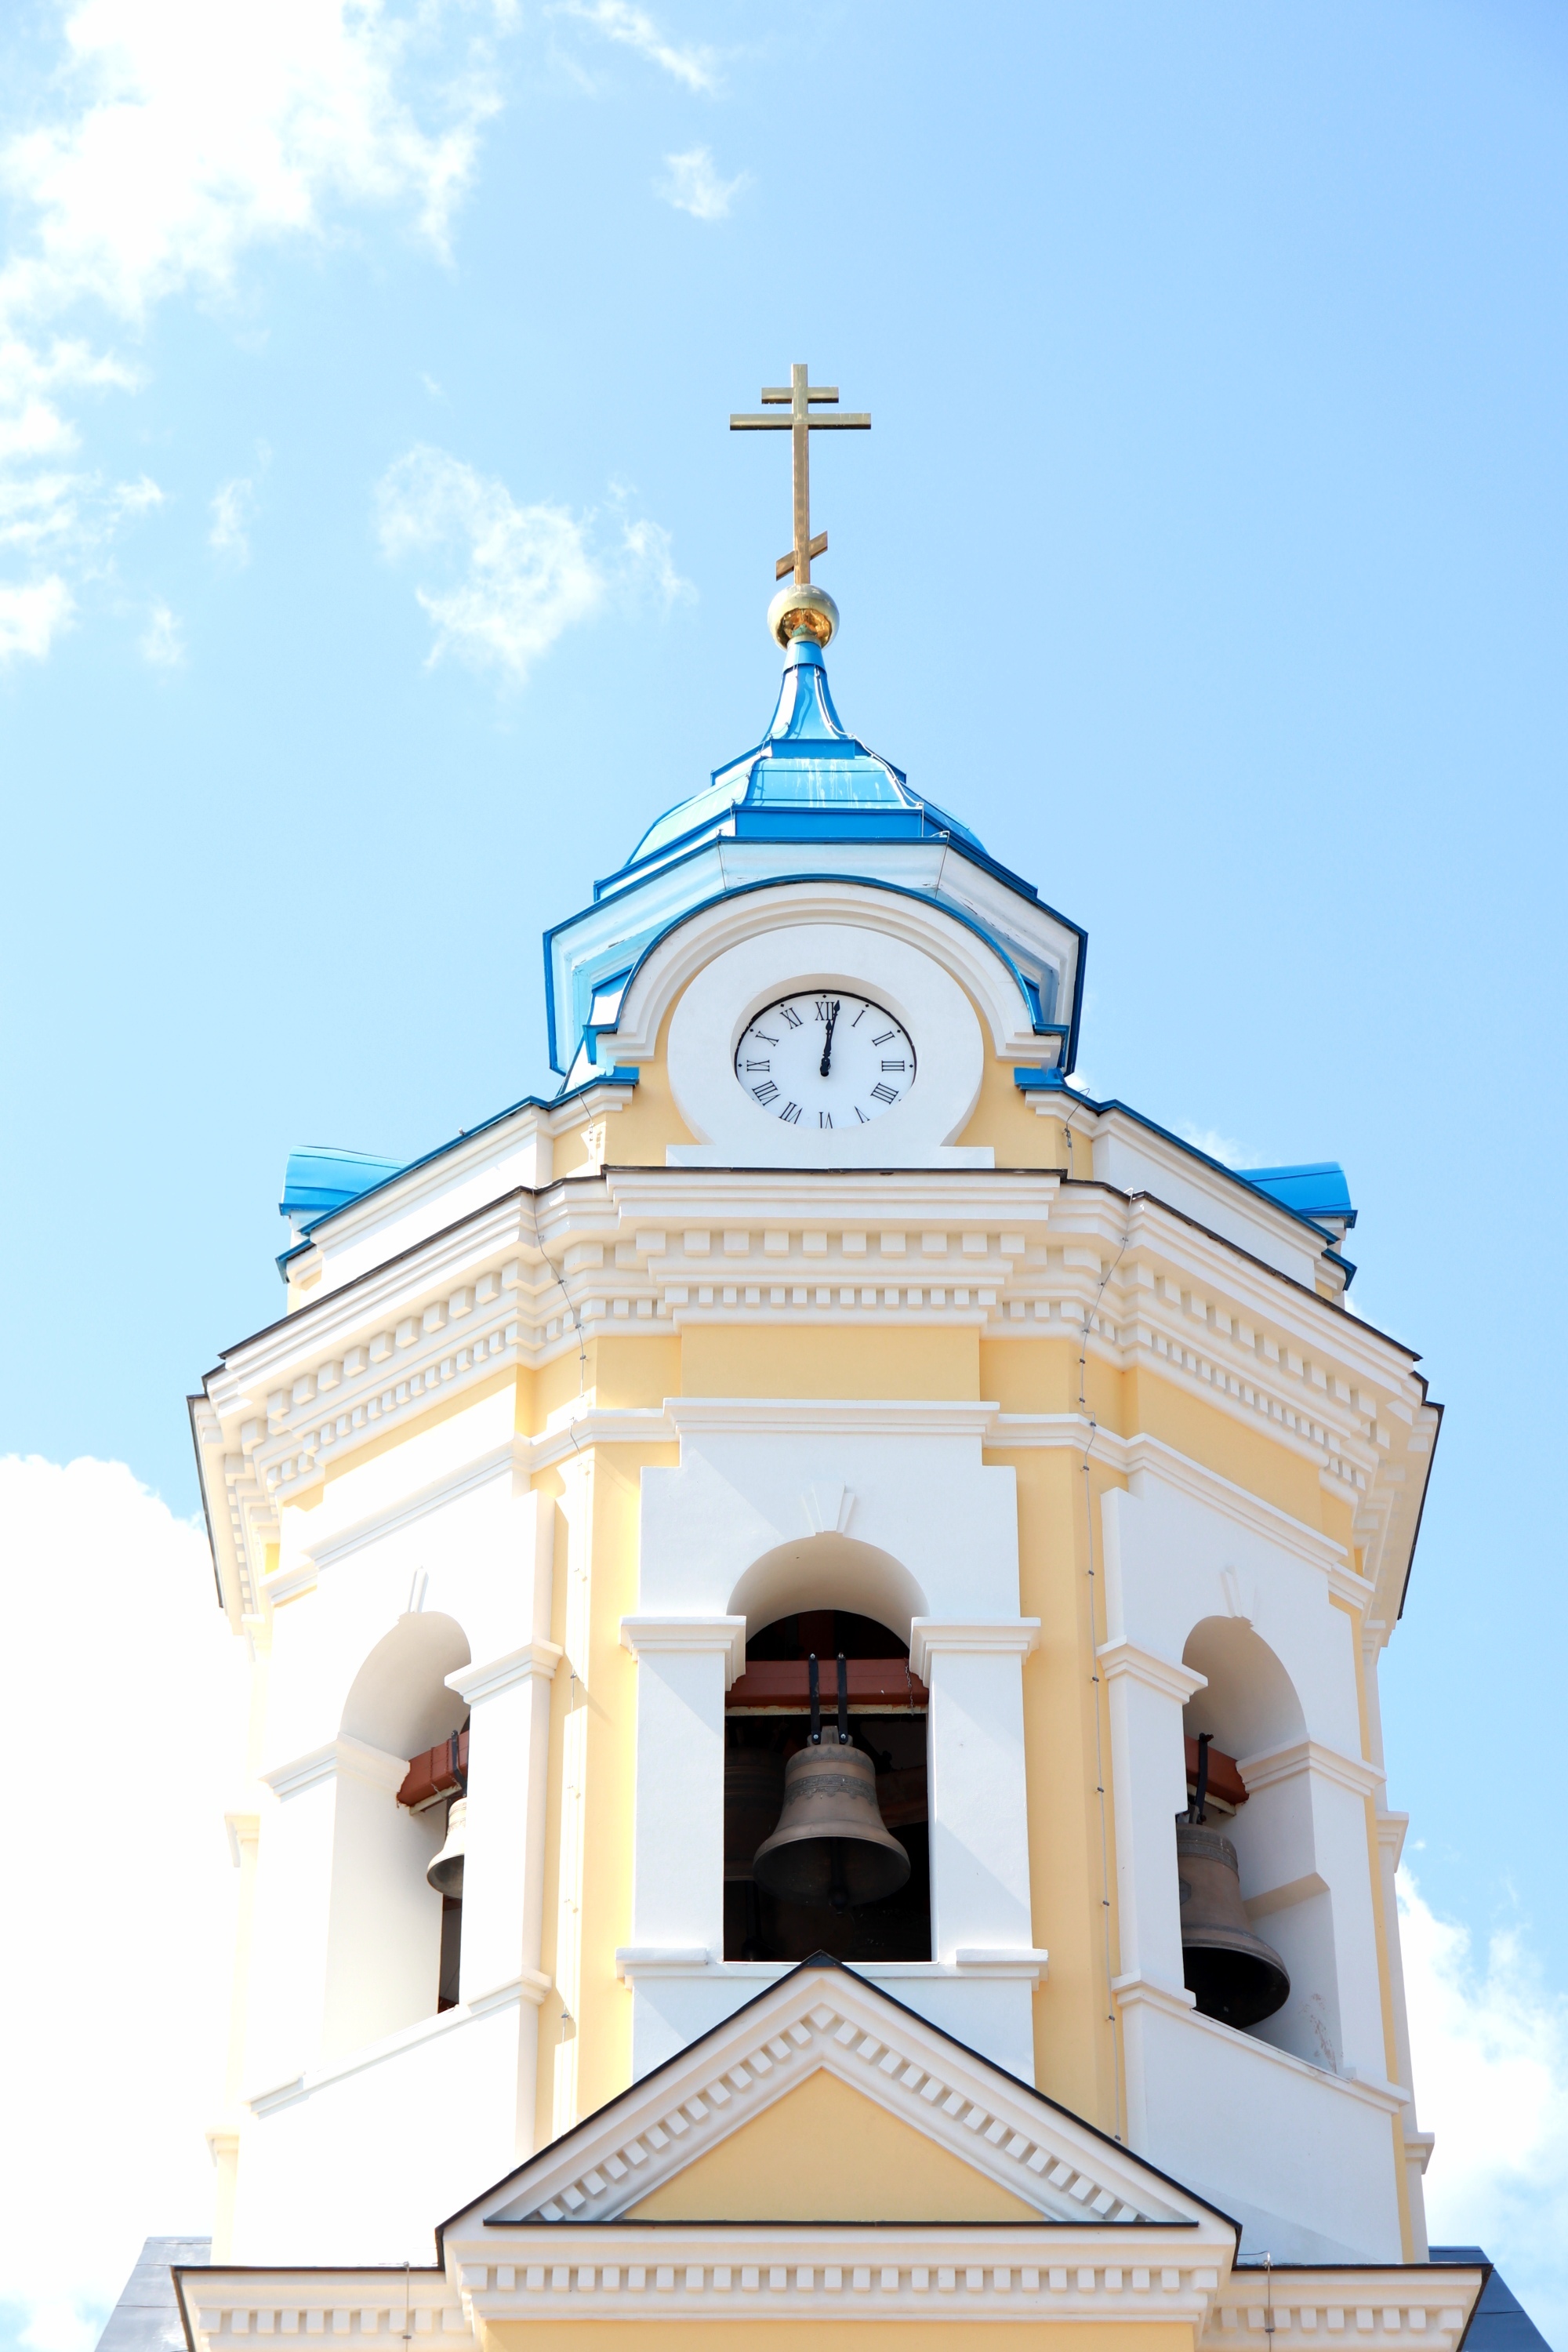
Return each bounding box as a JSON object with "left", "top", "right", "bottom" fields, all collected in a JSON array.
[{"left": 730, "top": 362, "right": 871, "bottom": 585}]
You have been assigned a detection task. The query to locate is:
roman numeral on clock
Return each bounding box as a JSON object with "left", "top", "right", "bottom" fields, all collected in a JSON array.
[
  {"left": 753, "top": 1080, "right": 779, "bottom": 1104},
  {"left": 870, "top": 1082, "right": 898, "bottom": 1105},
  {"left": 780, "top": 1102, "right": 802, "bottom": 1124},
  {"left": 780, "top": 1005, "right": 804, "bottom": 1028}
]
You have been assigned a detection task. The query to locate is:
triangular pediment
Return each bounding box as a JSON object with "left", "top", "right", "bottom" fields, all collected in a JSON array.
[
  {"left": 623, "top": 2067, "right": 1041, "bottom": 2223},
  {"left": 444, "top": 1959, "right": 1229, "bottom": 2242}
]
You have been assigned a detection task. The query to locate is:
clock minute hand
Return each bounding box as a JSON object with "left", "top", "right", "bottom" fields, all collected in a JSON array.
[{"left": 818, "top": 1000, "right": 840, "bottom": 1078}]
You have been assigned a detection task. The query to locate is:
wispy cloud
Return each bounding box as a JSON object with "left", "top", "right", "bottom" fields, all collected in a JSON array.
[
  {"left": 0, "top": 575, "right": 74, "bottom": 663},
  {"left": 376, "top": 444, "right": 690, "bottom": 683},
  {"left": 659, "top": 146, "right": 746, "bottom": 221},
  {"left": 554, "top": 1, "right": 719, "bottom": 94},
  {"left": 0, "top": 0, "right": 508, "bottom": 658},
  {"left": 209, "top": 475, "right": 259, "bottom": 564},
  {"left": 139, "top": 597, "right": 184, "bottom": 666},
  {"left": 1402, "top": 1869, "right": 1568, "bottom": 2343},
  {"left": 1178, "top": 1121, "right": 1250, "bottom": 1167}
]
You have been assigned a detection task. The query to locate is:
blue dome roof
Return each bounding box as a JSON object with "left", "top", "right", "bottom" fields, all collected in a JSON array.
[{"left": 621, "top": 637, "right": 985, "bottom": 876}]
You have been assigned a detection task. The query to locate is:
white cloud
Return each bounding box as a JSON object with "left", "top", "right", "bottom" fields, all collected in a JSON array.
[
  {"left": 554, "top": 0, "right": 718, "bottom": 93},
  {"left": 659, "top": 145, "right": 746, "bottom": 222},
  {"left": 1178, "top": 1122, "right": 1250, "bottom": 1167},
  {"left": 0, "top": 1457, "right": 248, "bottom": 2352},
  {"left": 0, "top": 0, "right": 506, "bottom": 654},
  {"left": 209, "top": 475, "right": 257, "bottom": 563},
  {"left": 140, "top": 595, "right": 185, "bottom": 664},
  {"left": 1401, "top": 1868, "right": 1568, "bottom": 2343},
  {"left": 376, "top": 443, "right": 689, "bottom": 682},
  {"left": 0, "top": 574, "right": 74, "bottom": 662}
]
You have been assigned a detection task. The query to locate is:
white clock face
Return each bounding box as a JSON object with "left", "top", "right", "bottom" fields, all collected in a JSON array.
[{"left": 734, "top": 993, "right": 916, "bottom": 1129}]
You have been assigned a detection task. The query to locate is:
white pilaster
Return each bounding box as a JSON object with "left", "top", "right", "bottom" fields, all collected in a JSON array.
[
  {"left": 1238, "top": 1737, "right": 1389, "bottom": 2082},
  {"left": 447, "top": 1639, "right": 561, "bottom": 2155},
  {"left": 250, "top": 1734, "right": 435, "bottom": 2092},
  {"left": 1097, "top": 1639, "right": 1207, "bottom": 1998},
  {"left": 909, "top": 1619, "right": 1040, "bottom": 1963},
  {"left": 619, "top": 1616, "right": 746, "bottom": 1956}
]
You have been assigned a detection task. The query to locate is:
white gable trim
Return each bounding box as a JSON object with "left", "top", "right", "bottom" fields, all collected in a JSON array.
[{"left": 445, "top": 1963, "right": 1225, "bottom": 2238}]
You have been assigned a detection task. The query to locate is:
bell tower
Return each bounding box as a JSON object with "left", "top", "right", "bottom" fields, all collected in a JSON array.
[{"left": 189, "top": 368, "right": 1470, "bottom": 2336}]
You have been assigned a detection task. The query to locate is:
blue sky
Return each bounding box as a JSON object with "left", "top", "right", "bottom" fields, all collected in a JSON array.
[{"left": 2, "top": 2, "right": 1567, "bottom": 2340}]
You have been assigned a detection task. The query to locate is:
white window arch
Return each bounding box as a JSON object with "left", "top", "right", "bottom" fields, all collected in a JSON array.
[{"left": 320, "top": 1611, "right": 470, "bottom": 2060}]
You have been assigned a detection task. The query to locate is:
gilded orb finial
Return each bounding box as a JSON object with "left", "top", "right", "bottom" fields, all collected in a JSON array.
[{"left": 766, "top": 581, "right": 840, "bottom": 650}]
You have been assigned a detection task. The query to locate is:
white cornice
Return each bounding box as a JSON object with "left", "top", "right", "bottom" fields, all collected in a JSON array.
[
  {"left": 448, "top": 1642, "right": 563, "bottom": 1704},
  {"left": 452, "top": 2230, "right": 1227, "bottom": 2329},
  {"left": 1238, "top": 1736, "right": 1384, "bottom": 1802},
  {"left": 614, "top": 1952, "right": 1051, "bottom": 1985},
  {"left": 619, "top": 1615, "right": 748, "bottom": 1682},
  {"left": 1097, "top": 1639, "right": 1208, "bottom": 1706},
  {"left": 987, "top": 1418, "right": 1352, "bottom": 1574},
  {"left": 909, "top": 1617, "right": 1041, "bottom": 1677},
  {"left": 260, "top": 1734, "right": 407, "bottom": 1802},
  {"left": 1112, "top": 1975, "right": 1406, "bottom": 2116},
  {"left": 1376, "top": 1810, "right": 1410, "bottom": 1864},
  {"left": 667, "top": 1396, "right": 999, "bottom": 1439},
  {"left": 1200, "top": 2269, "right": 1481, "bottom": 2350},
  {"left": 524, "top": 1406, "right": 673, "bottom": 1472},
  {"left": 245, "top": 1973, "right": 541, "bottom": 2118},
  {"left": 286, "top": 1438, "right": 527, "bottom": 1584},
  {"left": 180, "top": 2260, "right": 1485, "bottom": 2352}
]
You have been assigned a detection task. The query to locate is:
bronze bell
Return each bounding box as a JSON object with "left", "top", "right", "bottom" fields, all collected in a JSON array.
[
  {"left": 427, "top": 1795, "right": 466, "bottom": 1898},
  {"left": 725, "top": 1751, "right": 785, "bottom": 1882},
  {"left": 1175, "top": 1820, "right": 1290, "bottom": 2028},
  {"left": 753, "top": 1654, "right": 909, "bottom": 1912}
]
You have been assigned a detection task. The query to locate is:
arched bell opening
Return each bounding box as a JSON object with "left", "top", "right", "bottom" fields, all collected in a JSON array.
[
  {"left": 1179, "top": 1617, "right": 1341, "bottom": 2069},
  {"left": 328, "top": 1612, "right": 470, "bottom": 2051},
  {"left": 722, "top": 1573, "right": 931, "bottom": 1965}
]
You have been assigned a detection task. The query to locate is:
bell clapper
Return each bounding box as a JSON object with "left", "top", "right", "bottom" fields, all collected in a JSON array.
[
  {"left": 808, "top": 1652, "right": 822, "bottom": 1745},
  {"left": 836, "top": 1650, "right": 850, "bottom": 1746}
]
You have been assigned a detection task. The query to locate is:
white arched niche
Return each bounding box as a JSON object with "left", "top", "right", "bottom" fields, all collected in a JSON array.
[
  {"left": 323, "top": 1611, "right": 472, "bottom": 2060},
  {"left": 1180, "top": 1617, "right": 1340, "bottom": 2071},
  {"left": 342, "top": 1610, "right": 471, "bottom": 1755},
  {"left": 1181, "top": 1616, "right": 1304, "bottom": 1759},
  {"left": 729, "top": 1534, "right": 929, "bottom": 1650}
]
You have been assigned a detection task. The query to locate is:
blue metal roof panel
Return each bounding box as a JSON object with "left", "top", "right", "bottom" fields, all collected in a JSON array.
[
  {"left": 1240, "top": 1162, "right": 1356, "bottom": 1227},
  {"left": 281, "top": 1147, "right": 404, "bottom": 1219},
  {"left": 622, "top": 637, "right": 987, "bottom": 873}
]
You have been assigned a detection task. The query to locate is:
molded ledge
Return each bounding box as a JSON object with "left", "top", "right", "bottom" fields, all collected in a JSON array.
[
  {"left": 448, "top": 1642, "right": 563, "bottom": 1704},
  {"left": 619, "top": 1615, "right": 748, "bottom": 1682},
  {"left": 1097, "top": 1639, "right": 1208, "bottom": 1705},
  {"left": 909, "top": 1617, "right": 1040, "bottom": 1676}
]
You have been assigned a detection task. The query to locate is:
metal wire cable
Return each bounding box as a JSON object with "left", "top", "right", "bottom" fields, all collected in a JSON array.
[{"left": 1079, "top": 1207, "right": 1133, "bottom": 2141}]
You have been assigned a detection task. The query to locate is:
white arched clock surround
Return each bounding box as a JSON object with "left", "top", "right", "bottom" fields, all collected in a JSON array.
[{"left": 666, "top": 921, "right": 991, "bottom": 1168}]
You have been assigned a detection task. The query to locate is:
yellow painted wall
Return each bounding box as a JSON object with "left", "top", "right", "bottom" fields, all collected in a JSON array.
[
  {"left": 953, "top": 1033, "right": 1062, "bottom": 1169},
  {"left": 681, "top": 1325, "right": 980, "bottom": 1400},
  {"left": 1003, "top": 1443, "right": 1124, "bottom": 2133},
  {"left": 488, "top": 2325, "right": 1195, "bottom": 2352},
  {"left": 1123, "top": 1366, "right": 1325, "bottom": 1527},
  {"left": 625, "top": 2067, "right": 1041, "bottom": 2222},
  {"left": 535, "top": 1443, "right": 675, "bottom": 2149}
]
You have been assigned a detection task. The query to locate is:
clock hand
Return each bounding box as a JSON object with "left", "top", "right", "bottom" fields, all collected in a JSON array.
[{"left": 818, "top": 1000, "right": 840, "bottom": 1079}]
